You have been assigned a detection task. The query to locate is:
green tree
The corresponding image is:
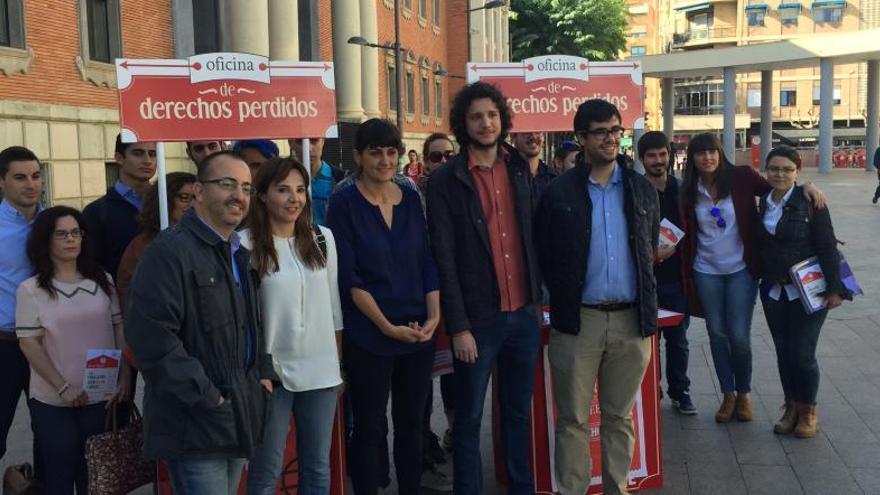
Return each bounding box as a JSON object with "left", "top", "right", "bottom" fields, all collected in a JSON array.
[{"left": 509, "top": 0, "right": 629, "bottom": 62}]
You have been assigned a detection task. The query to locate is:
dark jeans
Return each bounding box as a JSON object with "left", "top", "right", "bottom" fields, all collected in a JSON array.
[
  {"left": 657, "top": 281, "right": 691, "bottom": 399},
  {"left": 453, "top": 305, "right": 540, "bottom": 495},
  {"left": 343, "top": 339, "right": 434, "bottom": 495},
  {"left": 0, "top": 338, "right": 29, "bottom": 460},
  {"left": 29, "top": 399, "right": 106, "bottom": 495},
  {"left": 760, "top": 286, "right": 828, "bottom": 405}
]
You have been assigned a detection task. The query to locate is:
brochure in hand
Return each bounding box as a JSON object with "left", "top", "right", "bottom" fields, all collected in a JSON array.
[
  {"left": 659, "top": 218, "right": 685, "bottom": 249},
  {"left": 788, "top": 252, "right": 861, "bottom": 314}
]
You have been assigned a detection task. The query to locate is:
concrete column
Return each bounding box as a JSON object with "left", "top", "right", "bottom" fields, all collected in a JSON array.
[
  {"left": 268, "top": 0, "right": 298, "bottom": 60},
  {"left": 171, "top": 0, "right": 194, "bottom": 57},
  {"left": 228, "top": 0, "right": 270, "bottom": 56},
  {"left": 723, "top": 66, "right": 736, "bottom": 162},
  {"left": 331, "top": 0, "right": 364, "bottom": 121},
  {"left": 469, "top": 1, "right": 483, "bottom": 62},
  {"left": 760, "top": 70, "right": 773, "bottom": 171},
  {"left": 662, "top": 77, "right": 674, "bottom": 138},
  {"left": 818, "top": 58, "right": 834, "bottom": 174},
  {"left": 494, "top": 9, "right": 503, "bottom": 62},
  {"left": 502, "top": 9, "right": 510, "bottom": 61},
  {"left": 632, "top": 128, "right": 645, "bottom": 174},
  {"left": 866, "top": 60, "right": 879, "bottom": 172},
  {"left": 485, "top": 3, "right": 495, "bottom": 62},
  {"left": 359, "top": 0, "right": 381, "bottom": 118}
]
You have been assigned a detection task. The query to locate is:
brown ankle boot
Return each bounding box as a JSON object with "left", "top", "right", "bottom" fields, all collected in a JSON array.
[
  {"left": 773, "top": 401, "right": 798, "bottom": 434},
  {"left": 735, "top": 393, "right": 753, "bottom": 422},
  {"left": 794, "top": 404, "right": 818, "bottom": 438},
  {"left": 715, "top": 393, "right": 736, "bottom": 423}
]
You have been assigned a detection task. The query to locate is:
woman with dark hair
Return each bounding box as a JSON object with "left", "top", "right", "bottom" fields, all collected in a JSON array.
[
  {"left": 759, "top": 146, "right": 848, "bottom": 438},
  {"left": 327, "top": 118, "right": 440, "bottom": 495},
  {"left": 418, "top": 133, "right": 455, "bottom": 194},
  {"left": 404, "top": 149, "right": 424, "bottom": 182},
  {"left": 116, "top": 172, "right": 196, "bottom": 307},
  {"left": 680, "top": 133, "right": 824, "bottom": 424},
  {"left": 242, "top": 157, "right": 343, "bottom": 495},
  {"left": 16, "top": 206, "right": 129, "bottom": 494}
]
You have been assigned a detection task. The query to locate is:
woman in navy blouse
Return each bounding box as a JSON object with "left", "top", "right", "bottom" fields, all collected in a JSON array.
[{"left": 326, "top": 118, "right": 440, "bottom": 495}]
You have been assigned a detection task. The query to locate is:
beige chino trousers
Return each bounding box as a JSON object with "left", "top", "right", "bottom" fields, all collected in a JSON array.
[{"left": 549, "top": 307, "right": 651, "bottom": 495}]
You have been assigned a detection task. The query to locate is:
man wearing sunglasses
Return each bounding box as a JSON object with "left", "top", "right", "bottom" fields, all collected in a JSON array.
[
  {"left": 535, "top": 99, "right": 660, "bottom": 495},
  {"left": 512, "top": 132, "right": 558, "bottom": 201},
  {"left": 127, "top": 151, "right": 273, "bottom": 494}
]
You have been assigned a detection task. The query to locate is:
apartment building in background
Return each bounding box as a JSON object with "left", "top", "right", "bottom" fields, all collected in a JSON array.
[{"left": 645, "top": 0, "right": 880, "bottom": 148}]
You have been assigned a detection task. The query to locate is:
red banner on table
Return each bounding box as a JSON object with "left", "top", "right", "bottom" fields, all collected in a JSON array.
[
  {"left": 115, "top": 52, "right": 338, "bottom": 142},
  {"left": 467, "top": 55, "right": 644, "bottom": 132},
  {"left": 494, "top": 311, "right": 682, "bottom": 493}
]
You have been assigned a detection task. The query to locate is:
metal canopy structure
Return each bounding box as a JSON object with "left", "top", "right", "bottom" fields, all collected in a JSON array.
[{"left": 640, "top": 29, "right": 880, "bottom": 173}]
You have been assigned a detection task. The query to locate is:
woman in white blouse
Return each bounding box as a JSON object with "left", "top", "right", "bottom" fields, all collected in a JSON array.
[{"left": 241, "top": 157, "right": 343, "bottom": 495}]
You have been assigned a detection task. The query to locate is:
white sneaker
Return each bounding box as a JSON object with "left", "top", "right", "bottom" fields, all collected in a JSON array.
[{"left": 420, "top": 465, "right": 453, "bottom": 492}]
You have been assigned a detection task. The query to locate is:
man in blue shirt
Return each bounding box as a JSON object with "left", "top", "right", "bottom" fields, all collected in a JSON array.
[
  {"left": 535, "top": 100, "right": 660, "bottom": 495},
  {"left": 289, "top": 137, "right": 345, "bottom": 226},
  {"left": 0, "top": 146, "right": 42, "bottom": 461},
  {"left": 82, "top": 135, "right": 156, "bottom": 281}
]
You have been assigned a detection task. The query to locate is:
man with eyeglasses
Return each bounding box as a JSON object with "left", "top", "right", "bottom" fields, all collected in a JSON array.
[
  {"left": 639, "top": 131, "right": 696, "bottom": 416},
  {"left": 126, "top": 151, "right": 273, "bottom": 494},
  {"left": 0, "top": 146, "right": 42, "bottom": 465},
  {"left": 535, "top": 99, "right": 660, "bottom": 495},
  {"left": 186, "top": 141, "right": 227, "bottom": 167},
  {"left": 512, "top": 131, "right": 558, "bottom": 201}
]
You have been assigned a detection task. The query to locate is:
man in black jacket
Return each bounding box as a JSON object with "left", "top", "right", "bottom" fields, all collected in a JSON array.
[
  {"left": 427, "top": 82, "right": 541, "bottom": 495},
  {"left": 126, "top": 151, "right": 273, "bottom": 494},
  {"left": 639, "top": 131, "right": 696, "bottom": 415},
  {"left": 535, "top": 100, "right": 660, "bottom": 495}
]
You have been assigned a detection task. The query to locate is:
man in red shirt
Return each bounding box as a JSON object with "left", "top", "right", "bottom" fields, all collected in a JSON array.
[{"left": 427, "top": 82, "right": 542, "bottom": 495}]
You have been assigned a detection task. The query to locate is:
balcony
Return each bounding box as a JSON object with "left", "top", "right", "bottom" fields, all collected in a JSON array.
[{"left": 672, "top": 27, "right": 738, "bottom": 48}]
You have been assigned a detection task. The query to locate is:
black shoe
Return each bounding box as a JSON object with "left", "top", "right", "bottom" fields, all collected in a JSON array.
[
  {"left": 873, "top": 195, "right": 879, "bottom": 204},
  {"left": 425, "top": 431, "right": 447, "bottom": 465},
  {"left": 672, "top": 392, "right": 697, "bottom": 415}
]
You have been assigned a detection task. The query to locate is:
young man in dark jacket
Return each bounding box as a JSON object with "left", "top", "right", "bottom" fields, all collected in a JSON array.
[
  {"left": 82, "top": 135, "right": 156, "bottom": 281},
  {"left": 639, "top": 131, "right": 696, "bottom": 415},
  {"left": 535, "top": 100, "right": 660, "bottom": 495},
  {"left": 426, "top": 82, "right": 542, "bottom": 495},
  {"left": 126, "top": 151, "right": 273, "bottom": 494}
]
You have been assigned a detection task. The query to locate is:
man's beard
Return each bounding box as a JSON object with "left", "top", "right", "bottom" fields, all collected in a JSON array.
[{"left": 470, "top": 137, "right": 498, "bottom": 151}]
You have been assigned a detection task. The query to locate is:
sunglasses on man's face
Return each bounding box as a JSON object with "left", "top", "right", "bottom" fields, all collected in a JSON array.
[{"left": 427, "top": 151, "right": 455, "bottom": 164}]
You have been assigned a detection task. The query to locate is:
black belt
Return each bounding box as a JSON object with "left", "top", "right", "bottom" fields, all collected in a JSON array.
[
  {"left": 581, "top": 302, "right": 636, "bottom": 312},
  {"left": 0, "top": 331, "right": 18, "bottom": 342}
]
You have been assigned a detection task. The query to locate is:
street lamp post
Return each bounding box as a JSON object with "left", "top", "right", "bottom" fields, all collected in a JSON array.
[{"left": 466, "top": 0, "right": 507, "bottom": 63}]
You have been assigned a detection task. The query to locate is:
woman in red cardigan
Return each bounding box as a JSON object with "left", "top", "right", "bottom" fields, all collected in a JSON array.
[{"left": 679, "top": 133, "right": 825, "bottom": 424}]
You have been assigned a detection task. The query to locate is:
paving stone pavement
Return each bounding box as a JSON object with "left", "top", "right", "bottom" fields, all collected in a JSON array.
[{"left": 2, "top": 168, "right": 880, "bottom": 494}]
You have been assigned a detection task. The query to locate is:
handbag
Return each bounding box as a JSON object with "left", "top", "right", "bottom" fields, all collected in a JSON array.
[
  {"left": 85, "top": 403, "right": 155, "bottom": 495},
  {"left": 2, "top": 463, "right": 42, "bottom": 495}
]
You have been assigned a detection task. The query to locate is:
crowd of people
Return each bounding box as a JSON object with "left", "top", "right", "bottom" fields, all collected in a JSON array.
[{"left": 0, "top": 80, "right": 851, "bottom": 495}]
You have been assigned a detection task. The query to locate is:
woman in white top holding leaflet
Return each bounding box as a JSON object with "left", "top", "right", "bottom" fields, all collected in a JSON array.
[{"left": 242, "top": 157, "right": 343, "bottom": 495}]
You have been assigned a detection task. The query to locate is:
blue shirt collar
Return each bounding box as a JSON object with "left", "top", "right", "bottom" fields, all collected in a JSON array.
[
  {"left": 114, "top": 180, "right": 143, "bottom": 210},
  {"left": 196, "top": 213, "right": 241, "bottom": 253},
  {"left": 0, "top": 200, "right": 41, "bottom": 223},
  {"left": 588, "top": 163, "right": 622, "bottom": 187}
]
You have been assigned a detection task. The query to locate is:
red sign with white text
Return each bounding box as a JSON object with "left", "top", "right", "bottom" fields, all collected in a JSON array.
[
  {"left": 468, "top": 55, "right": 644, "bottom": 132},
  {"left": 116, "top": 52, "right": 338, "bottom": 142}
]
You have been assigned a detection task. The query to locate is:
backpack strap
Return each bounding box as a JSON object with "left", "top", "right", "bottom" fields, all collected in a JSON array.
[{"left": 311, "top": 224, "right": 327, "bottom": 260}]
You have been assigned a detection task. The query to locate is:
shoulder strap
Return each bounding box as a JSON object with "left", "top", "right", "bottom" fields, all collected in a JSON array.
[{"left": 311, "top": 224, "right": 327, "bottom": 260}]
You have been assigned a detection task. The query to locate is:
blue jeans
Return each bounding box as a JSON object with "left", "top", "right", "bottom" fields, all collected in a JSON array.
[
  {"left": 453, "top": 305, "right": 540, "bottom": 495},
  {"left": 657, "top": 281, "right": 691, "bottom": 399},
  {"left": 247, "top": 386, "right": 338, "bottom": 495},
  {"left": 760, "top": 285, "right": 828, "bottom": 405},
  {"left": 693, "top": 269, "right": 758, "bottom": 394},
  {"left": 166, "top": 457, "right": 246, "bottom": 495},
  {"left": 28, "top": 399, "right": 105, "bottom": 495}
]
